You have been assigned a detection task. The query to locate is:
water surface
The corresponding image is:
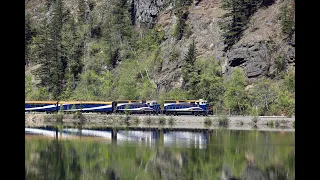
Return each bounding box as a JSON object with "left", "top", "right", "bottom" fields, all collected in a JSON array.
[{"left": 25, "top": 127, "right": 295, "bottom": 180}]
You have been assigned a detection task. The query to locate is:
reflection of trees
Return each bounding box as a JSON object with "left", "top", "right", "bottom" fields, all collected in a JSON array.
[{"left": 25, "top": 129, "right": 295, "bottom": 180}]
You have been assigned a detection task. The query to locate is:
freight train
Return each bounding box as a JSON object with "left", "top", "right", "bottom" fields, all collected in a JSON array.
[{"left": 25, "top": 99, "right": 211, "bottom": 116}]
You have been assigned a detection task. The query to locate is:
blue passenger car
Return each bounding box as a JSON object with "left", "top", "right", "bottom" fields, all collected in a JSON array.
[
  {"left": 163, "top": 99, "right": 209, "bottom": 116},
  {"left": 116, "top": 100, "right": 160, "bottom": 115},
  {"left": 58, "top": 101, "right": 114, "bottom": 113},
  {"left": 25, "top": 101, "right": 58, "bottom": 113}
]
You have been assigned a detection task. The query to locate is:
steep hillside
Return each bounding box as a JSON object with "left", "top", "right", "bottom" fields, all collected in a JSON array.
[{"left": 25, "top": 0, "right": 295, "bottom": 116}]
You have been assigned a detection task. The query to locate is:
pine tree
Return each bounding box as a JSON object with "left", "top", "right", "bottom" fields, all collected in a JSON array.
[
  {"left": 184, "top": 38, "right": 196, "bottom": 65},
  {"left": 182, "top": 38, "right": 199, "bottom": 93},
  {"left": 25, "top": 13, "right": 34, "bottom": 66},
  {"left": 78, "top": 0, "right": 87, "bottom": 23},
  {"left": 220, "top": 0, "right": 267, "bottom": 51}
]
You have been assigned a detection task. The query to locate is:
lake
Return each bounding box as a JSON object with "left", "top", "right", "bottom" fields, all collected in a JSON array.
[{"left": 25, "top": 127, "right": 295, "bottom": 180}]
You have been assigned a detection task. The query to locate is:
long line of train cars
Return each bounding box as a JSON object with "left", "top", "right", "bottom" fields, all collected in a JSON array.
[{"left": 25, "top": 99, "right": 212, "bottom": 116}]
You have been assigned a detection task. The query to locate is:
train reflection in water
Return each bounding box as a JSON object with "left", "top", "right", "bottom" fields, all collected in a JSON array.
[{"left": 25, "top": 128, "right": 208, "bottom": 149}]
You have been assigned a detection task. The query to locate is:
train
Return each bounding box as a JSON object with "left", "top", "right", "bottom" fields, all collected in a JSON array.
[{"left": 25, "top": 99, "right": 212, "bottom": 116}]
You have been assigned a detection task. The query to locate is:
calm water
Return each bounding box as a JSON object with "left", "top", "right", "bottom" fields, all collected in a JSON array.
[{"left": 25, "top": 128, "right": 295, "bottom": 180}]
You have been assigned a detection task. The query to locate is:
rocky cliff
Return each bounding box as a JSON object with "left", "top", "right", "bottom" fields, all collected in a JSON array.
[{"left": 25, "top": 0, "right": 295, "bottom": 99}]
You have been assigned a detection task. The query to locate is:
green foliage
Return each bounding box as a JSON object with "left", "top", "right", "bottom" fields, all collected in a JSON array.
[
  {"left": 168, "top": 116, "right": 175, "bottom": 126},
  {"left": 279, "top": 1, "right": 295, "bottom": 36},
  {"left": 219, "top": 0, "right": 267, "bottom": 50},
  {"left": 224, "top": 68, "right": 249, "bottom": 115},
  {"left": 144, "top": 116, "right": 152, "bottom": 125},
  {"left": 159, "top": 88, "right": 188, "bottom": 101},
  {"left": 251, "top": 116, "right": 259, "bottom": 124},
  {"left": 158, "top": 117, "right": 166, "bottom": 125},
  {"left": 173, "top": 0, "right": 193, "bottom": 8},
  {"left": 132, "top": 117, "right": 140, "bottom": 125},
  {"left": 217, "top": 114, "right": 229, "bottom": 127},
  {"left": 71, "top": 70, "right": 112, "bottom": 100},
  {"left": 248, "top": 77, "right": 278, "bottom": 116},
  {"left": 270, "top": 88, "right": 295, "bottom": 116},
  {"left": 283, "top": 66, "right": 295, "bottom": 93},
  {"left": 182, "top": 38, "right": 199, "bottom": 94},
  {"left": 111, "top": 0, "right": 133, "bottom": 41},
  {"left": 172, "top": 10, "right": 189, "bottom": 40},
  {"left": 204, "top": 117, "right": 212, "bottom": 126},
  {"left": 275, "top": 54, "right": 286, "bottom": 73},
  {"left": 169, "top": 47, "right": 180, "bottom": 61},
  {"left": 192, "top": 57, "right": 225, "bottom": 106},
  {"left": 267, "top": 120, "right": 275, "bottom": 128}
]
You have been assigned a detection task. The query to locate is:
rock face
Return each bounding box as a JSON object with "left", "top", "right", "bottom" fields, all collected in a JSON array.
[
  {"left": 152, "top": 0, "right": 228, "bottom": 91},
  {"left": 225, "top": 41, "right": 271, "bottom": 79},
  {"left": 223, "top": 0, "right": 295, "bottom": 82},
  {"left": 132, "top": 0, "right": 166, "bottom": 28}
]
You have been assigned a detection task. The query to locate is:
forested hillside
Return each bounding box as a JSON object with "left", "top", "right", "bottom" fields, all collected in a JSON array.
[{"left": 25, "top": 0, "right": 295, "bottom": 116}]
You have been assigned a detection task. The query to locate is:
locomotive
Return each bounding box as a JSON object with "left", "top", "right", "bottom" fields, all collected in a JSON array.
[{"left": 25, "top": 99, "right": 210, "bottom": 116}]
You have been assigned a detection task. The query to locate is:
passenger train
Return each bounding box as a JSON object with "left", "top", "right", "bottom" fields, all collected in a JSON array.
[{"left": 25, "top": 99, "right": 211, "bottom": 116}]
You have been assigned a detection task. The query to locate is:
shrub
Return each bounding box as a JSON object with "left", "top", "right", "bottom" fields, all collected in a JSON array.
[
  {"left": 145, "top": 116, "right": 152, "bottom": 125},
  {"left": 267, "top": 120, "right": 275, "bottom": 128},
  {"left": 168, "top": 116, "right": 175, "bottom": 126},
  {"left": 275, "top": 120, "right": 280, "bottom": 127},
  {"left": 217, "top": 114, "right": 229, "bottom": 127},
  {"left": 237, "top": 120, "right": 244, "bottom": 126},
  {"left": 132, "top": 117, "right": 140, "bottom": 125},
  {"left": 158, "top": 117, "right": 166, "bottom": 125},
  {"left": 251, "top": 116, "right": 259, "bottom": 124},
  {"left": 54, "top": 111, "right": 64, "bottom": 123},
  {"left": 204, "top": 117, "right": 212, "bottom": 126}
]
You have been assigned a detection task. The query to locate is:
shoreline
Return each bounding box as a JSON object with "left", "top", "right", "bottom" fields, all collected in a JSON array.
[{"left": 25, "top": 113, "right": 295, "bottom": 131}]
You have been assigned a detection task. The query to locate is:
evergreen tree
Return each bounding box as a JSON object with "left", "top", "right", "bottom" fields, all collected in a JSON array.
[
  {"left": 111, "top": 0, "right": 133, "bottom": 42},
  {"left": 78, "top": 0, "right": 87, "bottom": 23},
  {"left": 185, "top": 38, "right": 196, "bottom": 65},
  {"left": 182, "top": 38, "right": 199, "bottom": 94},
  {"left": 220, "top": 0, "right": 269, "bottom": 51},
  {"left": 25, "top": 13, "right": 34, "bottom": 66}
]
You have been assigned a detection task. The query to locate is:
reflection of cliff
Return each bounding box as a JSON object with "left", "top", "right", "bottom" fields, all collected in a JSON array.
[
  {"left": 148, "top": 148, "right": 184, "bottom": 180},
  {"left": 221, "top": 163, "right": 289, "bottom": 180}
]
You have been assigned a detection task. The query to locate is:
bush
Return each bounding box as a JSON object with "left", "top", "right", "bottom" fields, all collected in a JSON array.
[
  {"left": 237, "top": 120, "right": 244, "bottom": 126},
  {"left": 132, "top": 117, "right": 140, "bottom": 125},
  {"left": 267, "top": 120, "right": 275, "bottom": 128},
  {"left": 275, "top": 54, "right": 286, "bottom": 73},
  {"left": 217, "top": 114, "right": 229, "bottom": 127},
  {"left": 158, "top": 117, "right": 166, "bottom": 125},
  {"left": 275, "top": 120, "right": 280, "bottom": 127},
  {"left": 204, "top": 117, "right": 212, "bottom": 126},
  {"left": 54, "top": 111, "right": 64, "bottom": 123},
  {"left": 145, "top": 116, "right": 152, "bottom": 125},
  {"left": 251, "top": 116, "right": 259, "bottom": 124},
  {"left": 168, "top": 116, "right": 175, "bottom": 126}
]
